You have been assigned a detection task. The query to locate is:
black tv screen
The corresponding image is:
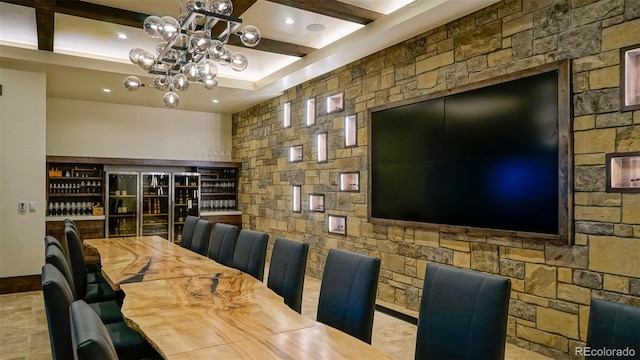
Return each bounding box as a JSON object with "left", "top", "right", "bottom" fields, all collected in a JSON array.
[{"left": 370, "top": 66, "right": 567, "bottom": 236}]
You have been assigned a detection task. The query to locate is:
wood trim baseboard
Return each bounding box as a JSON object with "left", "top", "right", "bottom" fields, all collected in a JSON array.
[{"left": 0, "top": 275, "right": 42, "bottom": 294}]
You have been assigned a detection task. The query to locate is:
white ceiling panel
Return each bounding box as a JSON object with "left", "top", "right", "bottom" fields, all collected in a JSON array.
[
  {"left": 0, "top": 3, "right": 38, "bottom": 49},
  {"left": 241, "top": 0, "right": 364, "bottom": 49},
  {"left": 337, "top": 0, "right": 416, "bottom": 15}
]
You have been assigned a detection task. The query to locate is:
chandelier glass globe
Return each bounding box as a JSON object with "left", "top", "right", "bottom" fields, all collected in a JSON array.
[
  {"left": 210, "top": 0, "right": 233, "bottom": 16},
  {"left": 153, "top": 75, "right": 170, "bottom": 91},
  {"left": 183, "top": 62, "right": 200, "bottom": 82},
  {"left": 159, "top": 16, "right": 180, "bottom": 40},
  {"left": 173, "top": 74, "right": 190, "bottom": 91},
  {"left": 162, "top": 91, "right": 180, "bottom": 108},
  {"left": 230, "top": 52, "right": 248, "bottom": 71},
  {"left": 186, "top": 0, "right": 207, "bottom": 12},
  {"left": 190, "top": 31, "right": 211, "bottom": 54},
  {"left": 240, "top": 25, "right": 261, "bottom": 47},
  {"left": 124, "top": 76, "right": 142, "bottom": 92},
  {"left": 197, "top": 59, "right": 218, "bottom": 81},
  {"left": 203, "top": 78, "right": 218, "bottom": 90},
  {"left": 143, "top": 16, "right": 162, "bottom": 38}
]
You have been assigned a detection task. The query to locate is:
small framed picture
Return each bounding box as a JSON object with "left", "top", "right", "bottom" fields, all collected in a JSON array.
[{"left": 309, "top": 194, "right": 325, "bottom": 212}]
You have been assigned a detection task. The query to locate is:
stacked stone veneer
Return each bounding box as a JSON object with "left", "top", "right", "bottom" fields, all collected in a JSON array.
[{"left": 232, "top": 0, "right": 640, "bottom": 358}]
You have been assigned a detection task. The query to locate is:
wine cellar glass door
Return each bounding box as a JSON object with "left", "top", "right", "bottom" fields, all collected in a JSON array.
[
  {"left": 140, "top": 172, "right": 171, "bottom": 240},
  {"left": 106, "top": 172, "right": 139, "bottom": 238},
  {"left": 172, "top": 172, "right": 200, "bottom": 244}
]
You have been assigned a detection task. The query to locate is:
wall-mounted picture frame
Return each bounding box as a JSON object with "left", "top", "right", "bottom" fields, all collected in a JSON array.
[
  {"left": 328, "top": 215, "right": 346, "bottom": 235},
  {"left": 289, "top": 145, "right": 303, "bottom": 162},
  {"left": 339, "top": 172, "right": 359, "bottom": 192},
  {"left": 326, "top": 92, "right": 344, "bottom": 114},
  {"left": 621, "top": 44, "right": 640, "bottom": 111},
  {"left": 283, "top": 101, "right": 292, "bottom": 128},
  {"left": 317, "top": 133, "right": 328, "bottom": 163},
  {"left": 309, "top": 194, "right": 325, "bottom": 212},
  {"left": 292, "top": 185, "right": 301, "bottom": 212},
  {"left": 306, "top": 98, "right": 316, "bottom": 126},
  {"left": 345, "top": 115, "right": 357, "bottom": 147}
]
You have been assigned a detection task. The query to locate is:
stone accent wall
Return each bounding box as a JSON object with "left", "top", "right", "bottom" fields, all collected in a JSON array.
[{"left": 232, "top": 0, "right": 640, "bottom": 359}]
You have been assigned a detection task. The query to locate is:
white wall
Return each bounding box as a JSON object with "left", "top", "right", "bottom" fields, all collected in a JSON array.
[
  {"left": 47, "top": 98, "right": 232, "bottom": 161},
  {"left": 0, "top": 68, "right": 47, "bottom": 277}
]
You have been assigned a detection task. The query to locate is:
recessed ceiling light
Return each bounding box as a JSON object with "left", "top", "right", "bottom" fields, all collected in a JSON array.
[
  {"left": 103, "top": 88, "right": 111, "bottom": 93},
  {"left": 212, "top": 99, "right": 219, "bottom": 103},
  {"left": 306, "top": 23, "right": 326, "bottom": 32},
  {"left": 284, "top": 18, "right": 294, "bottom": 25},
  {"left": 117, "top": 33, "right": 128, "bottom": 39}
]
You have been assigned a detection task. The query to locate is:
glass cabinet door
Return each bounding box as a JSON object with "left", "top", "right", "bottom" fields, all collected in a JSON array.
[
  {"left": 172, "top": 173, "right": 200, "bottom": 244},
  {"left": 106, "top": 172, "right": 139, "bottom": 237},
  {"left": 140, "top": 172, "right": 171, "bottom": 239},
  {"left": 199, "top": 168, "right": 237, "bottom": 215}
]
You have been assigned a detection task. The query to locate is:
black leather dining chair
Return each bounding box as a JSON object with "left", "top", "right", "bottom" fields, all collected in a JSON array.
[
  {"left": 267, "top": 237, "right": 309, "bottom": 313},
  {"left": 62, "top": 220, "right": 101, "bottom": 273},
  {"left": 65, "top": 226, "right": 119, "bottom": 303},
  {"left": 586, "top": 298, "right": 640, "bottom": 359},
  {"left": 415, "top": 263, "right": 511, "bottom": 360},
  {"left": 189, "top": 218, "right": 212, "bottom": 256},
  {"left": 231, "top": 229, "right": 269, "bottom": 281},
  {"left": 63, "top": 226, "right": 104, "bottom": 284},
  {"left": 44, "top": 235, "right": 66, "bottom": 253},
  {"left": 180, "top": 215, "right": 200, "bottom": 249},
  {"left": 42, "top": 264, "right": 157, "bottom": 360},
  {"left": 69, "top": 300, "right": 119, "bottom": 360},
  {"left": 207, "top": 223, "right": 239, "bottom": 266},
  {"left": 317, "top": 248, "right": 381, "bottom": 344},
  {"left": 45, "top": 246, "right": 123, "bottom": 323}
]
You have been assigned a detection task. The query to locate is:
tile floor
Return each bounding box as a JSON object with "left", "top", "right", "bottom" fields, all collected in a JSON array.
[{"left": 0, "top": 275, "right": 550, "bottom": 360}]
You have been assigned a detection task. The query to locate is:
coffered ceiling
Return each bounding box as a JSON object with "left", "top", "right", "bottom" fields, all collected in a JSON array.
[{"left": 0, "top": 0, "right": 499, "bottom": 113}]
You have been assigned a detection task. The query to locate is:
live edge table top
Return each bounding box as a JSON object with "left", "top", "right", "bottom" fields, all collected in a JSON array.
[{"left": 84, "top": 236, "right": 393, "bottom": 360}]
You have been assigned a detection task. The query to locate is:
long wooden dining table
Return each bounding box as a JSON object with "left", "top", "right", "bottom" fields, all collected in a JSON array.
[{"left": 84, "top": 236, "right": 393, "bottom": 359}]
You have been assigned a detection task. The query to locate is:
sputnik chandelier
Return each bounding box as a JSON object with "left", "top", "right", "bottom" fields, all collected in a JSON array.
[{"left": 124, "top": 0, "right": 261, "bottom": 108}]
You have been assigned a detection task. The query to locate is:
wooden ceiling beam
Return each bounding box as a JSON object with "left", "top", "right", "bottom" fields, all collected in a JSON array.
[
  {"left": 0, "top": 0, "right": 328, "bottom": 56},
  {"left": 227, "top": 36, "right": 316, "bottom": 57},
  {"left": 34, "top": 0, "right": 54, "bottom": 51},
  {"left": 265, "top": 0, "right": 383, "bottom": 25}
]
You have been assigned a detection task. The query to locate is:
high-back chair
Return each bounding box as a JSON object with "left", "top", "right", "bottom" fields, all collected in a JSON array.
[
  {"left": 189, "top": 218, "right": 212, "bottom": 256},
  {"left": 45, "top": 246, "right": 122, "bottom": 324},
  {"left": 42, "top": 263, "right": 78, "bottom": 360},
  {"left": 317, "top": 248, "right": 381, "bottom": 344},
  {"left": 65, "top": 226, "right": 118, "bottom": 303},
  {"left": 415, "top": 263, "right": 511, "bottom": 360},
  {"left": 180, "top": 215, "right": 199, "bottom": 249},
  {"left": 69, "top": 300, "right": 119, "bottom": 360},
  {"left": 42, "top": 264, "right": 156, "bottom": 360},
  {"left": 586, "top": 298, "right": 640, "bottom": 359},
  {"left": 207, "top": 223, "right": 239, "bottom": 266},
  {"left": 231, "top": 229, "right": 269, "bottom": 281},
  {"left": 267, "top": 237, "right": 309, "bottom": 313},
  {"left": 44, "top": 235, "right": 66, "bottom": 254}
]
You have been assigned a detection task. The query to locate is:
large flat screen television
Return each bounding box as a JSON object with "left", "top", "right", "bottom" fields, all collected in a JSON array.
[{"left": 368, "top": 61, "right": 571, "bottom": 242}]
